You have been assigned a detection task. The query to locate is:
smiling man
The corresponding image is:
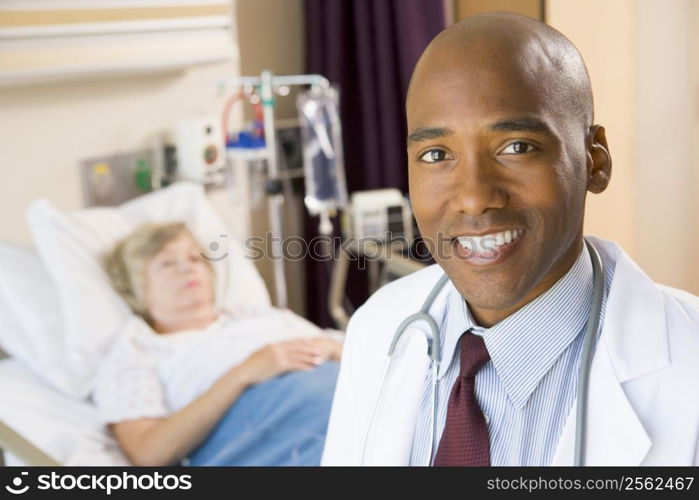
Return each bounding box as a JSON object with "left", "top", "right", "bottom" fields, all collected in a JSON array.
[{"left": 322, "top": 12, "right": 699, "bottom": 466}]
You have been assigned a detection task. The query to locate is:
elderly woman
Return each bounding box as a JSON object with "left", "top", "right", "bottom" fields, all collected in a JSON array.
[{"left": 94, "top": 221, "right": 342, "bottom": 466}]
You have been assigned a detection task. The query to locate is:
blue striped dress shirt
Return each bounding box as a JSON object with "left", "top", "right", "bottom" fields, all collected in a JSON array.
[{"left": 410, "top": 243, "right": 614, "bottom": 466}]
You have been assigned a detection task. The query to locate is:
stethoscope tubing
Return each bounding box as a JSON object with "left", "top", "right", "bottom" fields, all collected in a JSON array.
[{"left": 574, "top": 238, "right": 605, "bottom": 466}]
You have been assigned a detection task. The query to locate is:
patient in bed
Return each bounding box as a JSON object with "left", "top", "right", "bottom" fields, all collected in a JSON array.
[{"left": 92, "top": 222, "right": 342, "bottom": 466}]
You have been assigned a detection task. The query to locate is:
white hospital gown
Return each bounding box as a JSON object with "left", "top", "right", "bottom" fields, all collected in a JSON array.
[{"left": 92, "top": 308, "right": 332, "bottom": 425}]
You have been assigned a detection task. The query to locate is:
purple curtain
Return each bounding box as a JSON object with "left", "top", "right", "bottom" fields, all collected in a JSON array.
[{"left": 303, "top": 0, "right": 446, "bottom": 327}]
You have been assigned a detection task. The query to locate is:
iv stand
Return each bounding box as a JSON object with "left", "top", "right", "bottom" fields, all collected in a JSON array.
[{"left": 217, "top": 71, "right": 330, "bottom": 309}]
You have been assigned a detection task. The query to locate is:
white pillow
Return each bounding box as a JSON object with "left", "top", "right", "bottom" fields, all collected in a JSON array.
[
  {"left": 27, "top": 181, "right": 270, "bottom": 399},
  {"left": 0, "top": 243, "right": 79, "bottom": 394}
]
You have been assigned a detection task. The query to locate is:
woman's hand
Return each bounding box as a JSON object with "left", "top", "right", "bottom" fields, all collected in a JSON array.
[
  {"left": 235, "top": 339, "right": 328, "bottom": 386},
  {"left": 304, "top": 336, "right": 343, "bottom": 362}
]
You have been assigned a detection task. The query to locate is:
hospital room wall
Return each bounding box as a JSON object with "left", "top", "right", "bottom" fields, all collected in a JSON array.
[
  {"left": 547, "top": 0, "right": 699, "bottom": 295},
  {"left": 0, "top": 0, "right": 309, "bottom": 316},
  {"left": 0, "top": 60, "right": 239, "bottom": 243}
]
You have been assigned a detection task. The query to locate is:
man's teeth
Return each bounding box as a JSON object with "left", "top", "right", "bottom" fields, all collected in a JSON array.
[{"left": 457, "top": 229, "right": 523, "bottom": 251}]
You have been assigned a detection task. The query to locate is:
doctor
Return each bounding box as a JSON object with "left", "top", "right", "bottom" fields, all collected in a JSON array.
[{"left": 322, "top": 12, "right": 699, "bottom": 466}]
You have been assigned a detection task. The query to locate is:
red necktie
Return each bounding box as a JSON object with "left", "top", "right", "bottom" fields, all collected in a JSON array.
[{"left": 433, "top": 330, "right": 491, "bottom": 466}]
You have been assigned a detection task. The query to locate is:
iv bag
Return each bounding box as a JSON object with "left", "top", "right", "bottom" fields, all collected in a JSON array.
[{"left": 297, "top": 86, "right": 348, "bottom": 217}]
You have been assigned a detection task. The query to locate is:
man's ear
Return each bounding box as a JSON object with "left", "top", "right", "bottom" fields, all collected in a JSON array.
[{"left": 586, "top": 125, "right": 612, "bottom": 194}]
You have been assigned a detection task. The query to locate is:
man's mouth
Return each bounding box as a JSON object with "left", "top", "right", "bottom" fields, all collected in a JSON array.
[
  {"left": 452, "top": 228, "right": 525, "bottom": 266},
  {"left": 456, "top": 229, "right": 524, "bottom": 251}
]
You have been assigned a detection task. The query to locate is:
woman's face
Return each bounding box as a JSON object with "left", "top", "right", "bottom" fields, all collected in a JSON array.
[{"left": 143, "top": 233, "right": 214, "bottom": 323}]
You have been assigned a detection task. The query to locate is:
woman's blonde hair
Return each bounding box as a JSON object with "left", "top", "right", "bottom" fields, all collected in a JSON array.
[{"left": 104, "top": 222, "right": 215, "bottom": 323}]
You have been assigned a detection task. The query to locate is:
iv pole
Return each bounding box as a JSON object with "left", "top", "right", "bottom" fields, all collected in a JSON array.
[{"left": 217, "top": 71, "right": 330, "bottom": 309}]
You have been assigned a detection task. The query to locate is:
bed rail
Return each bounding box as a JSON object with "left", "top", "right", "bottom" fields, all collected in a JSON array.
[{"left": 0, "top": 419, "right": 61, "bottom": 466}]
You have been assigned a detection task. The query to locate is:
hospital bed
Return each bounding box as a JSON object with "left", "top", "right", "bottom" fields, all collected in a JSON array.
[{"left": 0, "top": 182, "right": 290, "bottom": 466}]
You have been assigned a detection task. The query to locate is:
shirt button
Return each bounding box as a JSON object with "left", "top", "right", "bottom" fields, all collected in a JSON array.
[{"left": 484, "top": 414, "right": 490, "bottom": 425}]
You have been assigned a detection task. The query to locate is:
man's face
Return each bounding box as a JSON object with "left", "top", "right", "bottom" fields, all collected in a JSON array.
[{"left": 407, "top": 44, "right": 598, "bottom": 322}]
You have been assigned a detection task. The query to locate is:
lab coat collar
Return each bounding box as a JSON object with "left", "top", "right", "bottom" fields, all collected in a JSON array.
[{"left": 550, "top": 236, "right": 668, "bottom": 465}]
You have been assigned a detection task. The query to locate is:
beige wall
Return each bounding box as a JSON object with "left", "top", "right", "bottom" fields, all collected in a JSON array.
[
  {"left": 547, "top": 0, "right": 699, "bottom": 294},
  {"left": 634, "top": 0, "right": 698, "bottom": 294},
  {"left": 547, "top": 0, "right": 637, "bottom": 255},
  {"left": 694, "top": 0, "right": 699, "bottom": 292},
  {"left": 455, "top": 0, "right": 542, "bottom": 20},
  {"left": 235, "top": 0, "right": 305, "bottom": 120}
]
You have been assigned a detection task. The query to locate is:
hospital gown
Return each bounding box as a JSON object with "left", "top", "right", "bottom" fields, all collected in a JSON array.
[{"left": 92, "top": 308, "right": 340, "bottom": 466}]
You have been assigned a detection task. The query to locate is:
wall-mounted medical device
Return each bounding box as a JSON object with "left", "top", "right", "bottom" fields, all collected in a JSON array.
[{"left": 175, "top": 116, "right": 226, "bottom": 185}]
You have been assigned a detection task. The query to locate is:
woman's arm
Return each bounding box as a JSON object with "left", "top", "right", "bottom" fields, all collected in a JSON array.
[{"left": 111, "top": 338, "right": 327, "bottom": 466}]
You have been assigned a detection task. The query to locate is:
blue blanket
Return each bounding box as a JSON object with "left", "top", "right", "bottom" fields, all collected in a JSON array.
[{"left": 185, "top": 361, "right": 339, "bottom": 466}]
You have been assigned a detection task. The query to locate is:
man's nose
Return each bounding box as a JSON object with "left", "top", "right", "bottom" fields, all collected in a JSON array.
[{"left": 449, "top": 154, "right": 508, "bottom": 216}]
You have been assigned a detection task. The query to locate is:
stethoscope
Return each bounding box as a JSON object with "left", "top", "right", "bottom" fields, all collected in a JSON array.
[{"left": 360, "top": 237, "right": 605, "bottom": 466}]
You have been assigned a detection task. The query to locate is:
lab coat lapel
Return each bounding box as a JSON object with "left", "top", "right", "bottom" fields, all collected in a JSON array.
[
  {"left": 550, "top": 337, "right": 652, "bottom": 465},
  {"left": 362, "top": 327, "right": 432, "bottom": 465},
  {"left": 551, "top": 238, "right": 668, "bottom": 465}
]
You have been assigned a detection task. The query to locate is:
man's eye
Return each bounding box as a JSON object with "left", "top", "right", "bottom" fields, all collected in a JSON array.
[
  {"left": 501, "top": 141, "right": 534, "bottom": 154},
  {"left": 418, "top": 149, "right": 452, "bottom": 163}
]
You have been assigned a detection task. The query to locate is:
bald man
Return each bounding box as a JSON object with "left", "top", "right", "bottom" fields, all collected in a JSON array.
[{"left": 322, "top": 12, "right": 699, "bottom": 466}]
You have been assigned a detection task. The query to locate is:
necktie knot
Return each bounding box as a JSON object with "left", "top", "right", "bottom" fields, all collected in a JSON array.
[{"left": 459, "top": 330, "right": 490, "bottom": 379}]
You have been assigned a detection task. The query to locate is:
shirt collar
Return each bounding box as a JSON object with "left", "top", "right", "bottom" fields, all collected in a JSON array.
[{"left": 441, "top": 243, "right": 594, "bottom": 410}]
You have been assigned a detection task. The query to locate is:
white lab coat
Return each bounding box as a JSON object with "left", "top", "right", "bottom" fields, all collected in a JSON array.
[{"left": 322, "top": 237, "right": 699, "bottom": 466}]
